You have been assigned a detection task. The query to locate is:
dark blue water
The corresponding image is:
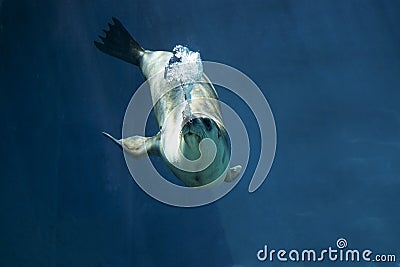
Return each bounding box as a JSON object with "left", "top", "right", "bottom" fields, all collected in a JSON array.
[{"left": 1, "top": 0, "right": 399, "bottom": 266}]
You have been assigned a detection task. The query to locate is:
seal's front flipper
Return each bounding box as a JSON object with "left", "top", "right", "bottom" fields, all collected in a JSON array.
[
  {"left": 103, "top": 132, "right": 160, "bottom": 157},
  {"left": 94, "top": 17, "right": 145, "bottom": 66},
  {"left": 224, "top": 165, "right": 242, "bottom": 182},
  {"left": 102, "top": 132, "right": 122, "bottom": 146}
]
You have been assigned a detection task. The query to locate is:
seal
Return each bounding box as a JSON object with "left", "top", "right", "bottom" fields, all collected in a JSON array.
[{"left": 95, "top": 17, "right": 241, "bottom": 187}]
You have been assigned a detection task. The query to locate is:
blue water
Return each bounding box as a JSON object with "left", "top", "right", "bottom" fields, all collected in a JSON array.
[{"left": 1, "top": 0, "right": 399, "bottom": 266}]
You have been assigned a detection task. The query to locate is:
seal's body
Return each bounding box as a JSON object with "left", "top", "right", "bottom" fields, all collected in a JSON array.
[{"left": 95, "top": 18, "right": 241, "bottom": 187}]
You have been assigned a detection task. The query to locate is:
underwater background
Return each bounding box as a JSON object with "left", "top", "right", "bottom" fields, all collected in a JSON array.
[{"left": 1, "top": 0, "right": 399, "bottom": 266}]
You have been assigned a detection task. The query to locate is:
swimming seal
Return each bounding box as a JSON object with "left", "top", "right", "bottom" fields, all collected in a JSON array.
[{"left": 95, "top": 17, "right": 241, "bottom": 187}]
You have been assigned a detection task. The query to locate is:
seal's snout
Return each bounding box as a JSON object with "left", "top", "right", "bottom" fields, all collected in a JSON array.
[
  {"left": 202, "top": 117, "right": 213, "bottom": 131},
  {"left": 181, "top": 118, "right": 209, "bottom": 144},
  {"left": 181, "top": 117, "right": 214, "bottom": 137},
  {"left": 182, "top": 118, "right": 198, "bottom": 135}
]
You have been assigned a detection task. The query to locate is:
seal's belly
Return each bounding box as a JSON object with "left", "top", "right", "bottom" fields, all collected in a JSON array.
[
  {"left": 153, "top": 77, "right": 222, "bottom": 128},
  {"left": 140, "top": 51, "right": 222, "bottom": 127}
]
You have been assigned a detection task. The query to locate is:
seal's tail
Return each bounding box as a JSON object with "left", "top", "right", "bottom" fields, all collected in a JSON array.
[{"left": 94, "top": 17, "right": 144, "bottom": 66}]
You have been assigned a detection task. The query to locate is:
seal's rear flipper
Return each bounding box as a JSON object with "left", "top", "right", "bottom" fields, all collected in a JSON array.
[
  {"left": 103, "top": 132, "right": 160, "bottom": 157},
  {"left": 94, "top": 17, "right": 144, "bottom": 66}
]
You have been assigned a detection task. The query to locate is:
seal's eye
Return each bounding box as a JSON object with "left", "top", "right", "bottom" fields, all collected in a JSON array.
[{"left": 203, "top": 118, "right": 212, "bottom": 131}]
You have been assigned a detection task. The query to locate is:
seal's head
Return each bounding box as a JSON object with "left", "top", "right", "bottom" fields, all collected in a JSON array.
[{"left": 179, "top": 117, "right": 231, "bottom": 186}]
